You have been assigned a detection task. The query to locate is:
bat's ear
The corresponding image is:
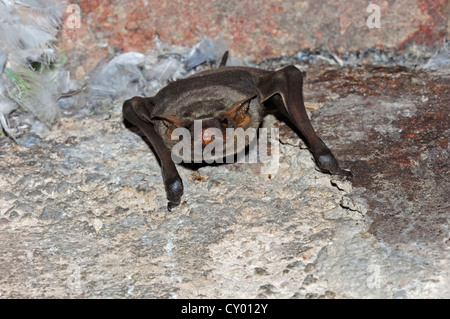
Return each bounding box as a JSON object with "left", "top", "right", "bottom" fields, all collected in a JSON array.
[
  {"left": 152, "top": 114, "right": 189, "bottom": 139},
  {"left": 219, "top": 51, "right": 229, "bottom": 67},
  {"left": 152, "top": 115, "right": 188, "bottom": 128},
  {"left": 222, "top": 95, "right": 257, "bottom": 128}
]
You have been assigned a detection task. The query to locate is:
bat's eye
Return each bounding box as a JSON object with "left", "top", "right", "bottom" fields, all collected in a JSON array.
[{"left": 202, "top": 129, "right": 215, "bottom": 146}]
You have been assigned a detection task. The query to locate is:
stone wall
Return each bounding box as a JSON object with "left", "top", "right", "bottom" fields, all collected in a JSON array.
[{"left": 59, "top": 0, "right": 448, "bottom": 72}]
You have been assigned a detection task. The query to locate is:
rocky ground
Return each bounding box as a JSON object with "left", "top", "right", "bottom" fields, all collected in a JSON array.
[{"left": 0, "top": 61, "right": 448, "bottom": 298}]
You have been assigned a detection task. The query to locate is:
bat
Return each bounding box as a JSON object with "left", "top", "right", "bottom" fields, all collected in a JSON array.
[{"left": 123, "top": 52, "right": 352, "bottom": 210}]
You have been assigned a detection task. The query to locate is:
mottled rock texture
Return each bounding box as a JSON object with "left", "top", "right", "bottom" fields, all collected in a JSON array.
[{"left": 59, "top": 0, "right": 449, "bottom": 72}]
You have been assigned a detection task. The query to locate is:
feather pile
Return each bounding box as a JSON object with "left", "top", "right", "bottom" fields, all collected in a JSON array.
[
  {"left": 84, "top": 36, "right": 238, "bottom": 114},
  {"left": 0, "top": 0, "right": 65, "bottom": 67},
  {"left": 0, "top": 0, "right": 67, "bottom": 139},
  {"left": 421, "top": 40, "right": 449, "bottom": 70}
]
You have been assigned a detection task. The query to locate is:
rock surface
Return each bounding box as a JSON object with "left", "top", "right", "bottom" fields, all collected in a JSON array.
[
  {"left": 59, "top": 0, "right": 449, "bottom": 72},
  {"left": 0, "top": 63, "right": 448, "bottom": 298}
]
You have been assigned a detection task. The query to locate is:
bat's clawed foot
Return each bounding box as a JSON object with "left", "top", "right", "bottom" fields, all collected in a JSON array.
[
  {"left": 313, "top": 150, "right": 353, "bottom": 179},
  {"left": 165, "top": 177, "right": 184, "bottom": 211},
  {"left": 167, "top": 200, "right": 181, "bottom": 211}
]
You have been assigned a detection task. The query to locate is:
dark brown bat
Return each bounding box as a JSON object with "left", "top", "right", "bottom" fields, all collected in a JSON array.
[{"left": 123, "top": 51, "right": 352, "bottom": 210}]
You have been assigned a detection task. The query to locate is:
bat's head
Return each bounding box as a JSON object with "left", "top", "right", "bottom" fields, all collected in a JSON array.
[{"left": 152, "top": 95, "right": 258, "bottom": 162}]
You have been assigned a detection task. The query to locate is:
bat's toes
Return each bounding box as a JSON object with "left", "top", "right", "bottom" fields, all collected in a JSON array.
[{"left": 314, "top": 152, "right": 352, "bottom": 178}]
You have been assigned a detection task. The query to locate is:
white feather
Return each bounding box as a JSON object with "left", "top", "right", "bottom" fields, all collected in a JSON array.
[
  {"left": 0, "top": 95, "right": 17, "bottom": 115},
  {"left": 0, "top": 52, "right": 19, "bottom": 116},
  {"left": 0, "top": 0, "right": 66, "bottom": 67},
  {"left": 422, "top": 40, "right": 449, "bottom": 70},
  {"left": 7, "top": 67, "right": 60, "bottom": 124}
]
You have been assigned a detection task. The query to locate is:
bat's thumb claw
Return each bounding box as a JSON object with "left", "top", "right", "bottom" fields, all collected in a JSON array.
[{"left": 338, "top": 169, "right": 354, "bottom": 179}]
